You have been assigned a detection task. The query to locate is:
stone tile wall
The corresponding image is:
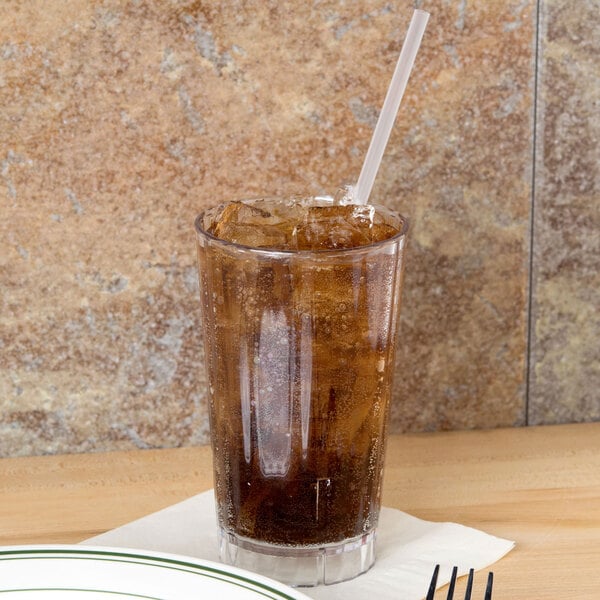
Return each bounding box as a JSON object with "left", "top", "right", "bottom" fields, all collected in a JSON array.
[
  {"left": 529, "top": 0, "right": 600, "bottom": 424},
  {"left": 0, "top": 1, "right": 597, "bottom": 456}
]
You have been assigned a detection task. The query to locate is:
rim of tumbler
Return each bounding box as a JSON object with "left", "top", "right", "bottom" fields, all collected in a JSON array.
[{"left": 194, "top": 198, "right": 409, "bottom": 257}]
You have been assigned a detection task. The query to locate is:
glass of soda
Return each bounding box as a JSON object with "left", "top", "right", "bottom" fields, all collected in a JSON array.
[{"left": 194, "top": 195, "right": 408, "bottom": 586}]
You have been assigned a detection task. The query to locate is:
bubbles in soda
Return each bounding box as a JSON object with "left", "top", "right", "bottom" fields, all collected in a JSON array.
[{"left": 197, "top": 198, "right": 406, "bottom": 546}]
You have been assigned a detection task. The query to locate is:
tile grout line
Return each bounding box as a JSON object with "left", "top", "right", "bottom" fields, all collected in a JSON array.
[{"left": 525, "top": 0, "right": 544, "bottom": 427}]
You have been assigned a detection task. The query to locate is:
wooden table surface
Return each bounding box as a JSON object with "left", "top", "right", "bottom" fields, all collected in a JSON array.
[{"left": 1, "top": 422, "right": 599, "bottom": 599}]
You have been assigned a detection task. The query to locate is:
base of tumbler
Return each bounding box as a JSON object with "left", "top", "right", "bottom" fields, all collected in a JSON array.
[{"left": 218, "top": 527, "right": 376, "bottom": 587}]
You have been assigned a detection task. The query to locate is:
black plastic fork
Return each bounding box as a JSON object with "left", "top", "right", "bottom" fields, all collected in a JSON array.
[{"left": 426, "top": 564, "right": 494, "bottom": 600}]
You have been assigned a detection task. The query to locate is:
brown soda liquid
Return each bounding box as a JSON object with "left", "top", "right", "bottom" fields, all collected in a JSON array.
[{"left": 196, "top": 198, "right": 406, "bottom": 546}]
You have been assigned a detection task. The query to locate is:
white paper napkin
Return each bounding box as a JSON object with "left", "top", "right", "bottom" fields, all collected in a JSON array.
[{"left": 82, "top": 490, "right": 514, "bottom": 600}]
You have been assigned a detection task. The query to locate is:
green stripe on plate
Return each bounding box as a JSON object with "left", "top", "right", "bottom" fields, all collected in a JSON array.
[{"left": 0, "top": 548, "right": 301, "bottom": 600}]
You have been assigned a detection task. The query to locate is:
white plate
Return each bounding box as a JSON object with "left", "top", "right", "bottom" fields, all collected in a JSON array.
[{"left": 0, "top": 545, "right": 312, "bottom": 599}]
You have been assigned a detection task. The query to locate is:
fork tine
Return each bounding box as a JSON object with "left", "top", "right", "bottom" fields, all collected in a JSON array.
[
  {"left": 484, "top": 572, "right": 494, "bottom": 600},
  {"left": 426, "top": 564, "right": 440, "bottom": 600},
  {"left": 426, "top": 565, "right": 494, "bottom": 600},
  {"left": 463, "top": 568, "right": 474, "bottom": 600},
  {"left": 446, "top": 566, "right": 458, "bottom": 600}
]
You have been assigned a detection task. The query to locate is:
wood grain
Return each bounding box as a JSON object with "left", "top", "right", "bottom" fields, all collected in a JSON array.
[{"left": 1, "top": 423, "right": 599, "bottom": 598}]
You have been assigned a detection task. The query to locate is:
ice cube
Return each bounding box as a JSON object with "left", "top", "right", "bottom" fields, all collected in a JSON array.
[
  {"left": 212, "top": 201, "right": 270, "bottom": 230},
  {"left": 369, "top": 223, "right": 399, "bottom": 243},
  {"left": 210, "top": 201, "right": 291, "bottom": 248},
  {"left": 213, "top": 222, "right": 289, "bottom": 248},
  {"left": 294, "top": 205, "right": 374, "bottom": 250}
]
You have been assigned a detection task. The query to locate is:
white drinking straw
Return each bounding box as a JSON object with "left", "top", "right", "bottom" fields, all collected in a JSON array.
[{"left": 351, "top": 9, "right": 429, "bottom": 205}]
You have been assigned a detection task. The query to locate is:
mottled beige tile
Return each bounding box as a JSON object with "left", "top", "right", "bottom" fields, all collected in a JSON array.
[
  {"left": 529, "top": 0, "right": 600, "bottom": 424},
  {"left": 0, "top": 1, "right": 534, "bottom": 456},
  {"left": 388, "top": 0, "right": 534, "bottom": 431}
]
